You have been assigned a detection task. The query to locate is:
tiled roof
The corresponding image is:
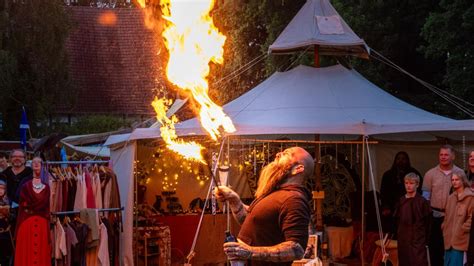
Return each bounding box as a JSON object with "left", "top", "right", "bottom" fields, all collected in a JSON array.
[{"left": 58, "top": 7, "right": 164, "bottom": 115}]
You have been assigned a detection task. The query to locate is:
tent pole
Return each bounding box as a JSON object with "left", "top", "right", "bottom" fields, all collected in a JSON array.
[
  {"left": 314, "top": 45, "right": 320, "bottom": 68},
  {"left": 186, "top": 137, "right": 228, "bottom": 264},
  {"left": 227, "top": 137, "right": 231, "bottom": 232},
  {"left": 314, "top": 134, "right": 323, "bottom": 231},
  {"left": 134, "top": 156, "right": 139, "bottom": 265},
  {"left": 361, "top": 136, "right": 366, "bottom": 265}
]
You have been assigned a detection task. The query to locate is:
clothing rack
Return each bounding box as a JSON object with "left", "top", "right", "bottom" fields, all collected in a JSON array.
[
  {"left": 51, "top": 207, "right": 124, "bottom": 266},
  {"left": 46, "top": 160, "right": 109, "bottom": 165},
  {"left": 52, "top": 207, "right": 123, "bottom": 216}
]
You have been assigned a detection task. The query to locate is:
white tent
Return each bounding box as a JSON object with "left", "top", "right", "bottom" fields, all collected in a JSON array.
[
  {"left": 173, "top": 64, "right": 474, "bottom": 138},
  {"left": 268, "top": 0, "right": 369, "bottom": 58}
]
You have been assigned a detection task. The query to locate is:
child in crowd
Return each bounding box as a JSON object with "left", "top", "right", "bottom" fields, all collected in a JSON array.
[
  {"left": 0, "top": 179, "right": 12, "bottom": 266},
  {"left": 442, "top": 171, "right": 474, "bottom": 266},
  {"left": 394, "top": 172, "right": 432, "bottom": 266}
]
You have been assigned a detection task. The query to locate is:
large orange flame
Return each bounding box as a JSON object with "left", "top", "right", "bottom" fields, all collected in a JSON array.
[
  {"left": 152, "top": 97, "right": 205, "bottom": 163},
  {"left": 160, "top": 0, "right": 235, "bottom": 140},
  {"left": 136, "top": 0, "right": 146, "bottom": 8}
]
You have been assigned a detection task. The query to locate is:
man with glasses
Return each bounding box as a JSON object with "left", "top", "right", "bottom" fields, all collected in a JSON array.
[
  {"left": 0, "top": 149, "right": 32, "bottom": 264},
  {"left": 0, "top": 149, "right": 33, "bottom": 207}
]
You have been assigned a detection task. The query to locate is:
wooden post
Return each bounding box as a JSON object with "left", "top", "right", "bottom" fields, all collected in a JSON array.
[
  {"left": 314, "top": 45, "right": 320, "bottom": 68},
  {"left": 313, "top": 135, "right": 323, "bottom": 231},
  {"left": 361, "top": 137, "right": 366, "bottom": 265}
]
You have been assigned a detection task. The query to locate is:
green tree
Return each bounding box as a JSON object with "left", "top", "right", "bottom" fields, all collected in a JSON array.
[
  {"left": 0, "top": 0, "right": 71, "bottom": 139},
  {"left": 420, "top": 0, "right": 474, "bottom": 116},
  {"left": 330, "top": 0, "right": 459, "bottom": 116},
  {"left": 210, "top": 0, "right": 306, "bottom": 105},
  {"left": 143, "top": 0, "right": 307, "bottom": 118},
  {"left": 131, "top": 0, "right": 471, "bottom": 121},
  {"left": 49, "top": 115, "right": 133, "bottom": 136},
  {"left": 210, "top": 0, "right": 468, "bottom": 118}
]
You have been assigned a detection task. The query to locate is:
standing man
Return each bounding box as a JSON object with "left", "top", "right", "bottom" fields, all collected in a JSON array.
[
  {"left": 380, "top": 151, "right": 421, "bottom": 232},
  {"left": 215, "top": 147, "right": 314, "bottom": 265},
  {"left": 0, "top": 149, "right": 33, "bottom": 206},
  {"left": 422, "top": 144, "right": 463, "bottom": 266}
]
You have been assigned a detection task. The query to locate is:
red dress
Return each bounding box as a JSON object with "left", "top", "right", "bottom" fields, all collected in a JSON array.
[{"left": 14, "top": 180, "right": 51, "bottom": 266}]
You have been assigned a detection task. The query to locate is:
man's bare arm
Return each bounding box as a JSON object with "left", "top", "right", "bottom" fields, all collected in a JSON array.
[
  {"left": 214, "top": 186, "right": 249, "bottom": 224},
  {"left": 224, "top": 240, "right": 305, "bottom": 262},
  {"left": 250, "top": 241, "right": 305, "bottom": 262},
  {"left": 228, "top": 200, "right": 248, "bottom": 225}
]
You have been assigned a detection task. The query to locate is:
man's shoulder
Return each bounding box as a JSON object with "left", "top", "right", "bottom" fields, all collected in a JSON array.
[
  {"left": 408, "top": 167, "right": 421, "bottom": 176},
  {"left": 23, "top": 166, "right": 32, "bottom": 174},
  {"left": 2, "top": 167, "right": 32, "bottom": 180},
  {"left": 414, "top": 194, "right": 429, "bottom": 203},
  {"left": 424, "top": 166, "right": 439, "bottom": 176},
  {"left": 0, "top": 166, "right": 13, "bottom": 177},
  {"left": 277, "top": 185, "right": 310, "bottom": 199},
  {"left": 274, "top": 189, "right": 310, "bottom": 211},
  {"left": 382, "top": 169, "right": 394, "bottom": 176}
]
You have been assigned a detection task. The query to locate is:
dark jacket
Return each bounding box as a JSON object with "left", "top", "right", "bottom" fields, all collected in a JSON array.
[{"left": 0, "top": 166, "right": 32, "bottom": 204}]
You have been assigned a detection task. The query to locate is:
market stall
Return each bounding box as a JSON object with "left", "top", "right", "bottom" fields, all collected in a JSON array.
[{"left": 105, "top": 63, "right": 474, "bottom": 265}]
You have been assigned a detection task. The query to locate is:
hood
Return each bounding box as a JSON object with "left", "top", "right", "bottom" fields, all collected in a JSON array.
[{"left": 457, "top": 187, "right": 474, "bottom": 201}]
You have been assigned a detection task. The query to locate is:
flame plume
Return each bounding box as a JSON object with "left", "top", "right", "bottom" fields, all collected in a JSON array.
[
  {"left": 160, "top": 0, "right": 236, "bottom": 140},
  {"left": 147, "top": 0, "right": 235, "bottom": 162},
  {"left": 152, "top": 97, "right": 205, "bottom": 163}
]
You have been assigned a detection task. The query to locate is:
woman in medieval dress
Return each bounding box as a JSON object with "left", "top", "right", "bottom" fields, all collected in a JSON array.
[{"left": 14, "top": 156, "right": 51, "bottom": 266}]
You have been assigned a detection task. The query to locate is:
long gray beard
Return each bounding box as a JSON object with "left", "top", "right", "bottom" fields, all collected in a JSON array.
[{"left": 255, "top": 161, "right": 293, "bottom": 199}]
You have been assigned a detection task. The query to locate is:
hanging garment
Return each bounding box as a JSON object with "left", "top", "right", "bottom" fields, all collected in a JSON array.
[
  {"left": 98, "top": 222, "right": 110, "bottom": 266},
  {"left": 85, "top": 170, "right": 96, "bottom": 209},
  {"left": 64, "top": 223, "right": 79, "bottom": 266},
  {"left": 101, "top": 173, "right": 111, "bottom": 209},
  {"left": 70, "top": 220, "right": 89, "bottom": 266},
  {"left": 61, "top": 179, "right": 69, "bottom": 212},
  {"left": 14, "top": 180, "right": 51, "bottom": 266},
  {"left": 56, "top": 177, "right": 63, "bottom": 212},
  {"left": 66, "top": 179, "right": 77, "bottom": 211},
  {"left": 80, "top": 208, "right": 99, "bottom": 248},
  {"left": 111, "top": 217, "right": 121, "bottom": 266},
  {"left": 50, "top": 178, "right": 58, "bottom": 212},
  {"left": 93, "top": 172, "right": 103, "bottom": 210},
  {"left": 55, "top": 219, "right": 67, "bottom": 260},
  {"left": 101, "top": 217, "right": 120, "bottom": 266},
  {"left": 74, "top": 173, "right": 86, "bottom": 210},
  {"left": 100, "top": 168, "right": 121, "bottom": 209},
  {"left": 86, "top": 246, "right": 99, "bottom": 266}
]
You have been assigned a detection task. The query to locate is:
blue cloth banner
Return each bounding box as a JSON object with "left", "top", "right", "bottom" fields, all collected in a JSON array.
[
  {"left": 19, "top": 106, "right": 29, "bottom": 150},
  {"left": 60, "top": 147, "right": 68, "bottom": 168}
]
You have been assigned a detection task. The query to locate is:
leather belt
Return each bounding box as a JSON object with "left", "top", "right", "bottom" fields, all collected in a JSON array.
[
  {"left": 431, "top": 207, "right": 445, "bottom": 212},
  {"left": 0, "top": 225, "right": 10, "bottom": 233}
]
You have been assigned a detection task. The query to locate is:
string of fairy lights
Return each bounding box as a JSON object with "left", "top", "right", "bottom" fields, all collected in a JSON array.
[
  {"left": 134, "top": 146, "right": 211, "bottom": 191},
  {"left": 133, "top": 139, "right": 365, "bottom": 192}
]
